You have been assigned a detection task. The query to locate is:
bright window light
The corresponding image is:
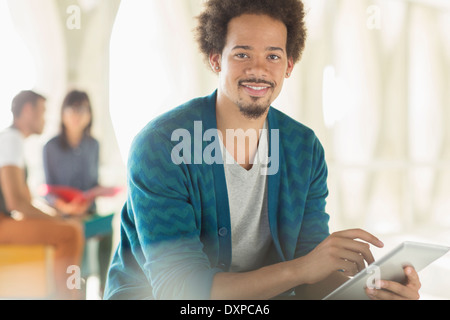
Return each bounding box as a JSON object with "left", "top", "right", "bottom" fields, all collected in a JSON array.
[
  {"left": 322, "top": 65, "right": 354, "bottom": 129},
  {"left": 109, "top": 0, "right": 171, "bottom": 165},
  {"left": 0, "top": 0, "right": 37, "bottom": 130}
]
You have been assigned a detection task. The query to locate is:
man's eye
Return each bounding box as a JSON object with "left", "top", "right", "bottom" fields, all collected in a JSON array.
[
  {"left": 268, "top": 54, "right": 280, "bottom": 60},
  {"left": 236, "top": 53, "right": 249, "bottom": 59}
]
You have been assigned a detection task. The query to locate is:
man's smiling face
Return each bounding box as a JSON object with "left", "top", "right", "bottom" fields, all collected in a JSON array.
[{"left": 211, "top": 13, "right": 294, "bottom": 120}]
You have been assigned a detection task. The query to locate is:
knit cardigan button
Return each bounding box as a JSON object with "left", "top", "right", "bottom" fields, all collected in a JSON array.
[{"left": 218, "top": 227, "right": 228, "bottom": 237}]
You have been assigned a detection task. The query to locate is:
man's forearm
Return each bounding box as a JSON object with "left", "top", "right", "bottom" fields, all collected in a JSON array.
[
  {"left": 210, "top": 259, "right": 307, "bottom": 300},
  {"left": 12, "top": 201, "right": 54, "bottom": 220},
  {"left": 1, "top": 166, "right": 53, "bottom": 220},
  {"left": 294, "top": 271, "right": 349, "bottom": 300},
  {"left": 210, "top": 259, "right": 350, "bottom": 300}
]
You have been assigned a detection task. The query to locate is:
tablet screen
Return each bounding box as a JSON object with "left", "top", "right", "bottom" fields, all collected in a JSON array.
[{"left": 322, "top": 241, "right": 450, "bottom": 300}]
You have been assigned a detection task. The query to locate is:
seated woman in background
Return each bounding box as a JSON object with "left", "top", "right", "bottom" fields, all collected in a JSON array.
[
  {"left": 44, "top": 90, "right": 98, "bottom": 214},
  {"left": 43, "top": 90, "right": 112, "bottom": 298}
]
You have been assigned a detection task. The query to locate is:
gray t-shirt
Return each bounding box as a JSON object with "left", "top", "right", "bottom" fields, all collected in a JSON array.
[
  {"left": 219, "top": 123, "right": 272, "bottom": 272},
  {"left": 0, "top": 127, "right": 25, "bottom": 215}
]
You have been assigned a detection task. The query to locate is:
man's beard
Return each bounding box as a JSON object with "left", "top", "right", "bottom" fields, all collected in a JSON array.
[
  {"left": 237, "top": 78, "right": 274, "bottom": 120},
  {"left": 237, "top": 97, "right": 271, "bottom": 120}
]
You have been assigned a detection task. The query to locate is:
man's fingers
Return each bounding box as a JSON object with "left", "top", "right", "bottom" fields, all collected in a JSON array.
[
  {"left": 367, "top": 281, "right": 420, "bottom": 300},
  {"left": 329, "top": 237, "right": 377, "bottom": 266},
  {"left": 339, "top": 258, "right": 361, "bottom": 277},
  {"left": 332, "top": 228, "right": 384, "bottom": 248},
  {"left": 365, "top": 266, "right": 421, "bottom": 300},
  {"left": 405, "top": 266, "right": 421, "bottom": 291},
  {"left": 330, "top": 229, "right": 384, "bottom": 266},
  {"left": 341, "top": 238, "right": 376, "bottom": 265},
  {"left": 312, "top": 228, "right": 385, "bottom": 284},
  {"left": 336, "top": 249, "right": 366, "bottom": 273}
]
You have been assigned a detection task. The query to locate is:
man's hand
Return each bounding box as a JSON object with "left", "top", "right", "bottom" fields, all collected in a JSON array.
[
  {"left": 297, "top": 229, "right": 384, "bottom": 285},
  {"left": 365, "top": 266, "right": 421, "bottom": 300}
]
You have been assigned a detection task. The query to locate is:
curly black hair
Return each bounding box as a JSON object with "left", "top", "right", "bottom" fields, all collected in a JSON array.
[{"left": 195, "top": 0, "right": 307, "bottom": 65}]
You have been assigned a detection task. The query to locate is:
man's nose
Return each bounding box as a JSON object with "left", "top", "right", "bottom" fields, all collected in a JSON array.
[{"left": 245, "top": 56, "right": 268, "bottom": 79}]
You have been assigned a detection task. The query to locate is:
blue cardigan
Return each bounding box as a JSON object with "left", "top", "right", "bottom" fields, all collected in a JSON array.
[{"left": 104, "top": 91, "right": 330, "bottom": 300}]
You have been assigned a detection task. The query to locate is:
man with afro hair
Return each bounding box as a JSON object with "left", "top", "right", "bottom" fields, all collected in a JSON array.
[{"left": 105, "top": 0, "right": 421, "bottom": 300}]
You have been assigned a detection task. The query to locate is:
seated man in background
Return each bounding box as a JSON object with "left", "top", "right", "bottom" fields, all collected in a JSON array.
[{"left": 0, "top": 90, "right": 84, "bottom": 300}]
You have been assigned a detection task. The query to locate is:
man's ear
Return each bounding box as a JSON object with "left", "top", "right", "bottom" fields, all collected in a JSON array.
[
  {"left": 209, "top": 52, "right": 222, "bottom": 73},
  {"left": 286, "top": 57, "right": 295, "bottom": 78},
  {"left": 21, "top": 102, "right": 34, "bottom": 118}
]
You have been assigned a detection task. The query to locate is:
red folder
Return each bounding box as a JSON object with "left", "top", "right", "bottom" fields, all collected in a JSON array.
[{"left": 39, "top": 185, "right": 122, "bottom": 203}]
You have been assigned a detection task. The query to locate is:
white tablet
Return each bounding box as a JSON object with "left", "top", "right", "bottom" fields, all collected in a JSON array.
[{"left": 322, "top": 241, "right": 450, "bottom": 300}]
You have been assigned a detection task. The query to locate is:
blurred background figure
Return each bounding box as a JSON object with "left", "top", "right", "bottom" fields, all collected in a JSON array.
[
  {"left": 43, "top": 90, "right": 98, "bottom": 215},
  {"left": 43, "top": 90, "right": 113, "bottom": 299},
  {"left": 0, "top": 90, "right": 84, "bottom": 300}
]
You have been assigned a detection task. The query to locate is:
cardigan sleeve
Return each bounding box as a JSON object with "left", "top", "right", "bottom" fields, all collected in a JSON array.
[
  {"left": 106, "top": 128, "right": 221, "bottom": 300},
  {"left": 294, "top": 136, "right": 331, "bottom": 257}
]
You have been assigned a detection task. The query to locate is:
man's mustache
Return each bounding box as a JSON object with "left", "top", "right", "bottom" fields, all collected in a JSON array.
[{"left": 238, "top": 79, "right": 275, "bottom": 88}]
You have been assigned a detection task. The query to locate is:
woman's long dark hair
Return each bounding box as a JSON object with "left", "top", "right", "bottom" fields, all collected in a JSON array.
[{"left": 59, "top": 90, "right": 93, "bottom": 149}]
